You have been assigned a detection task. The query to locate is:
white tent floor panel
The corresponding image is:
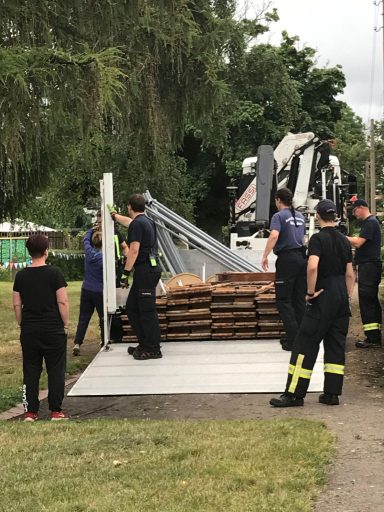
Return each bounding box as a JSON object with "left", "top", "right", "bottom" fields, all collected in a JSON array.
[{"left": 68, "top": 340, "right": 324, "bottom": 396}]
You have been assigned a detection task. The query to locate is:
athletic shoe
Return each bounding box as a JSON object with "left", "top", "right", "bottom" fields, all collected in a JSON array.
[
  {"left": 128, "top": 344, "right": 143, "bottom": 355},
  {"left": 72, "top": 344, "right": 81, "bottom": 356},
  {"left": 355, "top": 339, "right": 381, "bottom": 349},
  {"left": 269, "top": 393, "right": 304, "bottom": 408},
  {"left": 319, "top": 393, "right": 339, "bottom": 405},
  {"left": 133, "top": 349, "right": 162, "bottom": 360},
  {"left": 24, "top": 412, "right": 38, "bottom": 422},
  {"left": 50, "top": 411, "right": 69, "bottom": 421}
]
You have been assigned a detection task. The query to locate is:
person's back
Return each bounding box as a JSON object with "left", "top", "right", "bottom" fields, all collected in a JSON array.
[
  {"left": 82, "top": 229, "right": 103, "bottom": 293},
  {"left": 72, "top": 229, "right": 104, "bottom": 356},
  {"left": 270, "top": 199, "right": 354, "bottom": 408},
  {"left": 12, "top": 234, "right": 69, "bottom": 421}
]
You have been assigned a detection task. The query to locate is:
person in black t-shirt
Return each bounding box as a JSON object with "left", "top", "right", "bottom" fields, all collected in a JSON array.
[
  {"left": 12, "top": 235, "right": 69, "bottom": 421},
  {"left": 110, "top": 194, "right": 162, "bottom": 359},
  {"left": 270, "top": 199, "right": 355, "bottom": 408},
  {"left": 347, "top": 199, "right": 382, "bottom": 348}
]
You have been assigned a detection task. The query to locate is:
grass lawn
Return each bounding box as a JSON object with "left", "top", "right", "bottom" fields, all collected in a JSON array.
[
  {"left": 0, "top": 281, "right": 100, "bottom": 412},
  {"left": 0, "top": 418, "right": 334, "bottom": 512}
]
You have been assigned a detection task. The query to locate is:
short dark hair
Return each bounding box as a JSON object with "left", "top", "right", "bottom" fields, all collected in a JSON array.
[
  {"left": 128, "top": 194, "right": 146, "bottom": 213},
  {"left": 317, "top": 211, "right": 337, "bottom": 222},
  {"left": 275, "top": 188, "right": 293, "bottom": 206},
  {"left": 26, "top": 235, "right": 49, "bottom": 258}
]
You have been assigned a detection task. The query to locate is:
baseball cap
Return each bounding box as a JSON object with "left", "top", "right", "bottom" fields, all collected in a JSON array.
[
  {"left": 316, "top": 199, "right": 337, "bottom": 215},
  {"left": 351, "top": 199, "right": 368, "bottom": 208}
]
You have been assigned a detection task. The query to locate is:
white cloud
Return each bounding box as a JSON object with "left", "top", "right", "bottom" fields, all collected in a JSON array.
[{"left": 238, "top": 0, "right": 383, "bottom": 123}]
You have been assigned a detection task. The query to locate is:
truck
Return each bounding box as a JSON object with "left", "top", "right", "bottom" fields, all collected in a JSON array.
[{"left": 228, "top": 132, "right": 357, "bottom": 253}]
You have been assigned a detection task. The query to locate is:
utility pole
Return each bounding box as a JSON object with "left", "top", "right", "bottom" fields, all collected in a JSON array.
[
  {"left": 370, "top": 119, "right": 377, "bottom": 215},
  {"left": 365, "top": 160, "right": 370, "bottom": 208}
]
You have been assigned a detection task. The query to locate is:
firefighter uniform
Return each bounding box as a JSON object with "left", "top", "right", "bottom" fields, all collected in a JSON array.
[
  {"left": 126, "top": 214, "right": 162, "bottom": 356},
  {"left": 355, "top": 215, "right": 382, "bottom": 345},
  {"left": 271, "top": 222, "right": 352, "bottom": 406},
  {"left": 270, "top": 207, "right": 307, "bottom": 349}
]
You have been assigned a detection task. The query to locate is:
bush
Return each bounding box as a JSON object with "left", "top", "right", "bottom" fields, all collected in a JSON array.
[{"left": 46, "top": 254, "right": 84, "bottom": 281}]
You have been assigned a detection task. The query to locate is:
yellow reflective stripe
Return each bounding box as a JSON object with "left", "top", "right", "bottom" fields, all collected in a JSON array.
[
  {"left": 288, "top": 354, "right": 304, "bottom": 394},
  {"left": 299, "top": 368, "right": 312, "bottom": 379},
  {"left": 363, "top": 323, "right": 380, "bottom": 331},
  {"left": 114, "top": 235, "right": 121, "bottom": 259},
  {"left": 288, "top": 365, "right": 311, "bottom": 379},
  {"left": 324, "top": 363, "right": 345, "bottom": 375}
]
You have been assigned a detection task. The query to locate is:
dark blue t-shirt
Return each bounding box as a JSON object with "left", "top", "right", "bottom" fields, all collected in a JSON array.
[
  {"left": 355, "top": 216, "right": 381, "bottom": 264},
  {"left": 270, "top": 208, "right": 306, "bottom": 255}
]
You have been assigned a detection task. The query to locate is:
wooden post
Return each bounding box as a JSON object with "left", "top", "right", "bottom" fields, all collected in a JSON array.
[
  {"left": 365, "top": 160, "right": 370, "bottom": 208},
  {"left": 370, "top": 119, "right": 376, "bottom": 215}
]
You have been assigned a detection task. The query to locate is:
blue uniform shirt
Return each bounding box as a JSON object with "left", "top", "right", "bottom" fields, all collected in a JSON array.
[{"left": 270, "top": 207, "right": 306, "bottom": 255}]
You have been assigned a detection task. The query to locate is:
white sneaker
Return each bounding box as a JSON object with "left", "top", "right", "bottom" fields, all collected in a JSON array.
[{"left": 72, "top": 344, "right": 80, "bottom": 356}]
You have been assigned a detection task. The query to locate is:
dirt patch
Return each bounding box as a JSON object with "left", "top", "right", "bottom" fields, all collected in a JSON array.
[{"left": 25, "top": 292, "right": 384, "bottom": 512}]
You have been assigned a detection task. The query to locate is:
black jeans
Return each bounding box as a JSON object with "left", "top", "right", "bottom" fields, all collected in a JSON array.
[
  {"left": 20, "top": 329, "right": 67, "bottom": 413},
  {"left": 358, "top": 261, "right": 382, "bottom": 343},
  {"left": 74, "top": 287, "right": 104, "bottom": 345},
  {"left": 275, "top": 249, "right": 307, "bottom": 342},
  {"left": 126, "top": 264, "right": 161, "bottom": 352}
]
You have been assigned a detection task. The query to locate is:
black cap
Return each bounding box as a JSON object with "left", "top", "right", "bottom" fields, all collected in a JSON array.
[
  {"left": 351, "top": 199, "right": 368, "bottom": 208},
  {"left": 316, "top": 199, "right": 337, "bottom": 215}
]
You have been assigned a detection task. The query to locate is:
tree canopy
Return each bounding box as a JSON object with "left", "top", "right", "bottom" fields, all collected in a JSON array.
[{"left": 0, "top": 1, "right": 366, "bottom": 233}]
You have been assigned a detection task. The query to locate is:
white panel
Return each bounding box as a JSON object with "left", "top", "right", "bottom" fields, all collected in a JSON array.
[
  {"left": 68, "top": 341, "right": 324, "bottom": 396},
  {"left": 100, "top": 173, "right": 116, "bottom": 314},
  {"left": 293, "top": 146, "right": 314, "bottom": 208}
]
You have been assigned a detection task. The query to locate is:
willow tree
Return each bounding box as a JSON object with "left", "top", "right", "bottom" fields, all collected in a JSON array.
[{"left": 1, "top": 0, "right": 246, "bottom": 221}]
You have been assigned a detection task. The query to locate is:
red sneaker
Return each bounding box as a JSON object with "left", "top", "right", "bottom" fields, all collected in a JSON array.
[
  {"left": 50, "top": 411, "right": 69, "bottom": 421},
  {"left": 24, "top": 412, "right": 38, "bottom": 422}
]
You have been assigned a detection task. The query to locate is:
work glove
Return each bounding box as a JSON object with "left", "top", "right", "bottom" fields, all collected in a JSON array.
[
  {"left": 120, "top": 270, "right": 130, "bottom": 288},
  {"left": 107, "top": 204, "right": 117, "bottom": 219}
]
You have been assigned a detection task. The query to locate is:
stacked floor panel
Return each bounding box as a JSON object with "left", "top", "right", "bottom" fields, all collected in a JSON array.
[{"left": 118, "top": 279, "right": 285, "bottom": 342}]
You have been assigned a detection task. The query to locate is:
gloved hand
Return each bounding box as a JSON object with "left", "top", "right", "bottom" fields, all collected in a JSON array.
[
  {"left": 107, "top": 204, "right": 117, "bottom": 219},
  {"left": 120, "top": 270, "right": 130, "bottom": 288}
]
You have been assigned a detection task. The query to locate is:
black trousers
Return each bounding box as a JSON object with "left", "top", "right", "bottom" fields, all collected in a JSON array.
[
  {"left": 358, "top": 261, "right": 382, "bottom": 343},
  {"left": 275, "top": 249, "right": 307, "bottom": 341},
  {"left": 74, "top": 287, "right": 104, "bottom": 345},
  {"left": 126, "top": 264, "right": 161, "bottom": 352},
  {"left": 20, "top": 329, "right": 67, "bottom": 413},
  {"left": 285, "top": 275, "right": 350, "bottom": 398}
]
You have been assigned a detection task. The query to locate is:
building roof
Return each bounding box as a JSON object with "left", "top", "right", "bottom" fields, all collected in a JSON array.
[{"left": 0, "top": 220, "right": 56, "bottom": 232}]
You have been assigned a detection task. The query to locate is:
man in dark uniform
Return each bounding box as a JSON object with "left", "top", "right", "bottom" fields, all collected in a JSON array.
[
  {"left": 261, "top": 188, "right": 307, "bottom": 351},
  {"left": 347, "top": 199, "right": 382, "bottom": 348},
  {"left": 110, "top": 194, "right": 162, "bottom": 360},
  {"left": 270, "top": 199, "right": 355, "bottom": 407}
]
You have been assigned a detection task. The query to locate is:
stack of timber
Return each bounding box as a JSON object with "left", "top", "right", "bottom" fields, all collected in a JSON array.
[
  {"left": 211, "top": 285, "right": 258, "bottom": 339},
  {"left": 119, "top": 273, "right": 285, "bottom": 342},
  {"left": 166, "top": 284, "right": 212, "bottom": 340}
]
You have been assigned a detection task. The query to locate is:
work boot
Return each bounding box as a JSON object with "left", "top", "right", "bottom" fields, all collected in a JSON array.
[
  {"left": 269, "top": 393, "right": 304, "bottom": 408},
  {"left": 128, "top": 344, "right": 143, "bottom": 355},
  {"left": 133, "top": 349, "right": 162, "bottom": 360},
  {"left": 73, "top": 344, "right": 81, "bottom": 356},
  {"left": 355, "top": 338, "right": 381, "bottom": 349},
  {"left": 319, "top": 393, "right": 339, "bottom": 405}
]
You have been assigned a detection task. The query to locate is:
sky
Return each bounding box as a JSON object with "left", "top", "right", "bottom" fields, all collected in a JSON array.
[{"left": 237, "top": 0, "right": 383, "bottom": 124}]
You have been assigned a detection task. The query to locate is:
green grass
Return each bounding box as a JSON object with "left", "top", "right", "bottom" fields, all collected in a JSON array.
[
  {"left": 0, "top": 282, "right": 99, "bottom": 412},
  {"left": 0, "top": 418, "right": 334, "bottom": 512}
]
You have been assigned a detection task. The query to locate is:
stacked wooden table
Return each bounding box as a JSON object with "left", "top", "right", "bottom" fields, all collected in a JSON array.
[{"left": 120, "top": 275, "right": 285, "bottom": 342}]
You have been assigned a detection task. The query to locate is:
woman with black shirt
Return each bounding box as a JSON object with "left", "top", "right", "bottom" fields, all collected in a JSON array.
[{"left": 13, "top": 235, "right": 69, "bottom": 421}]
